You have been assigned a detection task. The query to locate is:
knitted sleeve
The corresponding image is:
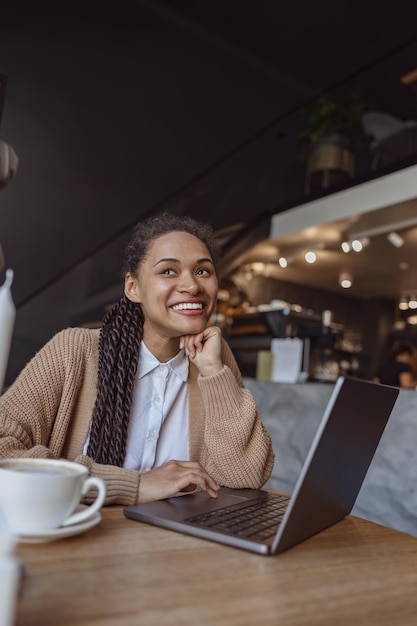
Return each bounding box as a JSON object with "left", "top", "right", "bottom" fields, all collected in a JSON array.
[
  {"left": 0, "top": 328, "right": 141, "bottom": 506},
  {"left": 0, "top": 329, "right": 78, "bottom": 459},
  {"left": 74, "top": 455, "right": 140, "bottom": 506},
  {"left": 196, "top": 339, "right": 275, "bottom": 489}
]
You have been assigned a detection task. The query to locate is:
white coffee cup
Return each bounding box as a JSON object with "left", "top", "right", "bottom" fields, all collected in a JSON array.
[{"left": 0, "top": 458, "right": 106, "bottom": 535}]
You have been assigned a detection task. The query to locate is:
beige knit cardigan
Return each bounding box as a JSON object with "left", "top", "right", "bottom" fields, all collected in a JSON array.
[{"left": 0, "top": 328, "right": 274, "bottom": 505}]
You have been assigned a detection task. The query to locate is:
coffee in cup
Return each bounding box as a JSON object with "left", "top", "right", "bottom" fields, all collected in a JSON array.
[{"left": 0, "top": 458, "right": 106, "bottom": 535}]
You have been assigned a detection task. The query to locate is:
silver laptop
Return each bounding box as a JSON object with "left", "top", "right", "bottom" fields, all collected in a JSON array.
[{"left": 124, "top": 377, "right": 399, "bottom": 555}]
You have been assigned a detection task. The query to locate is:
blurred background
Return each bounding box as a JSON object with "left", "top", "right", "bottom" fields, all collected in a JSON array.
[{"left": 2, "top": 0, "right": 417, "bottom": 385}]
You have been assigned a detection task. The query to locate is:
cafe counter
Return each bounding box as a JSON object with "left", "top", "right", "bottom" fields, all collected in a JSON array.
[{"left": 244, "top": 378, "right": 417, "bottom": 538}]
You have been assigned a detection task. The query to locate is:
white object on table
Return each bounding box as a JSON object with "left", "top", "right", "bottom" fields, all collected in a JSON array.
[
  {"left": 0, "top": 506, "right": 20, "bottom": 626},
  {"left": 0, "top": 269, "right": 15, "bottom": 392}
]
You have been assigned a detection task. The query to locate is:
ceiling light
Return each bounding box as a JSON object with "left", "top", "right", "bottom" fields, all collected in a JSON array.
[
  {"left": 278, "top": 256, "right": 288, "bottom": 268},
  {"left": 399, "top": 297, "right": 409, "bottom": 310},
  {"left": 387, "top": 231, "right": 404, "bottom": 248},
  {"left": 409, "top": 297, "right": 417, "bottom": 309},
  {"left": 339, "top": 272, "right": 353, "bottom": 288},
  {"left": 304, "top": 250, "right": 317, "bottom": 263},
  {"left": 341, "top": 237, "right": 369, "bottom": 253},
  {"left": 351, "top": 237, "right": 370, "bottom": 252}
]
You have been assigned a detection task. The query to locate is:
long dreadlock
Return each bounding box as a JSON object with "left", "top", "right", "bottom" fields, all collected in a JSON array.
[
  {"left": 86, "top": 211, "right": 220, "bottom": 467},
  {"left": 86, "top": 295, "right": 142, "bottom": 465}
]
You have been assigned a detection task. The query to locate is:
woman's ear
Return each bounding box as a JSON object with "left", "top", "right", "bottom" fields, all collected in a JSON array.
[{"left": 124, "top": 272, "right": 142, "bottom": 303}]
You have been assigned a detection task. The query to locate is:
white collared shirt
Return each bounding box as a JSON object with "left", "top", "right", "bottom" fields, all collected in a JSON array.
[{"left": 123, "top": 342, "right": 189, "bottom": 472}]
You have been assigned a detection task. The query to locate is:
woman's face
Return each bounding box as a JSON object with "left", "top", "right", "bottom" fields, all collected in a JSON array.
[{"left": 125, "top": 231, "right": 218, "bottom": 345}]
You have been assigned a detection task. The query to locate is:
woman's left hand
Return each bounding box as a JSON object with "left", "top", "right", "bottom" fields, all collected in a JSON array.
[{"left": 179, "top": 325, "right": 223, "bottom": 377}]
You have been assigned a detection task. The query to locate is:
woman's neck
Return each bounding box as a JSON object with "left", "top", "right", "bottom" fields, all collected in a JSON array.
[{"left": 142, "top": 336, "right": 180, "bottom": 363}]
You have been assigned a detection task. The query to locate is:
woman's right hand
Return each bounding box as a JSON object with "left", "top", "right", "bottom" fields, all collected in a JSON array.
[{"left": 137, "top": 459, "right": 219, "bottom": 503}]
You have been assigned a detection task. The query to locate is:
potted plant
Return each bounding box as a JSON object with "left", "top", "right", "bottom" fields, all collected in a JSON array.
[{"left": 297, "top": 87, "right": 369, "bottom": 193}]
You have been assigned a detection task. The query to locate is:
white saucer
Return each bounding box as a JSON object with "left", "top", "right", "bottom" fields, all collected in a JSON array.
[{"left": 17, "top": 507, "right": 102, "bottom": 544}]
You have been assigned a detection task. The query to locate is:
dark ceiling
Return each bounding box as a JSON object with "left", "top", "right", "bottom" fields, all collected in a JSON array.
[{"left": 1, "top": 0, "right": 417, "bottom": 382}]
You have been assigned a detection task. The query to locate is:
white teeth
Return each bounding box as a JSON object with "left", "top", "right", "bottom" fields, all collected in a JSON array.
[{"left": 173, "top": 303, "right": 203, "bottom": 311}]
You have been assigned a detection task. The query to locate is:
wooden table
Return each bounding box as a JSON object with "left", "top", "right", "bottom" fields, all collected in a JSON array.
[{"left": 14, "top": 504, "right": 417, "bottom": 626}]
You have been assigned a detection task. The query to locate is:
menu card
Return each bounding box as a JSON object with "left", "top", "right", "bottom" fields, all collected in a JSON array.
[{"left": 270, "top": 338, "right": 303, "bottom": 383}]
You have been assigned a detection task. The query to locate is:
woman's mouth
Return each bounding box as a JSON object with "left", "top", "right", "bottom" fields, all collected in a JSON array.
[{"left": 172, "top": 302, "right": 204, "bottom": 311}]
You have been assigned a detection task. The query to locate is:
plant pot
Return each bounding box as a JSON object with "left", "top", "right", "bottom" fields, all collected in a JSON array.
[{"left": 305, "top": 133, "right": 355, "bottom": 194}]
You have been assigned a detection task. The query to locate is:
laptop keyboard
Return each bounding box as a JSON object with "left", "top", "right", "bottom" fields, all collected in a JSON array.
[{"left": 185, "top": 493, "right": 290, "bottom": 540}]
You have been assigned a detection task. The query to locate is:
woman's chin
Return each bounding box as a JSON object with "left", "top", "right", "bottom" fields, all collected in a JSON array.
[{"left": 174, "top": 320, "right": 209, "bottom": 336}]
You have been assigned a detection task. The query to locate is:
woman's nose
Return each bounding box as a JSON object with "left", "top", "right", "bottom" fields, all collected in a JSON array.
[{"left": 179, "top": 273, "right": 201, "bottom": 293}]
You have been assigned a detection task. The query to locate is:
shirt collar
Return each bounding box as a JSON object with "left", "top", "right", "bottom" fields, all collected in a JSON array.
[{"left": 138, "top": 341, "right": 189, "bottom": 382}]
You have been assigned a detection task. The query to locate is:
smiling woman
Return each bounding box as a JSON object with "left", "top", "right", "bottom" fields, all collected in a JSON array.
[
  {"left": 0, "top": 212, "right": 274, "bottom": 508},
  {"left": 124, "top": 229, "right": 219, "bottom": 362}
]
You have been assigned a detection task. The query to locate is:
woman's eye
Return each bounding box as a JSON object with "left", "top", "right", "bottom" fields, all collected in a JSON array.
[
  {"left": 196, "top": 268, "right": 210, "bottom": 276},
  {"left": 161, "top": 268, "right": 176, "bottom": 275}
]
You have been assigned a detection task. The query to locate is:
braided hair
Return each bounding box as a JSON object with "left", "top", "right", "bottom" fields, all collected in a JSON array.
[{"left": 86, "top": 212, "right": 220, "bottom": 466}]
